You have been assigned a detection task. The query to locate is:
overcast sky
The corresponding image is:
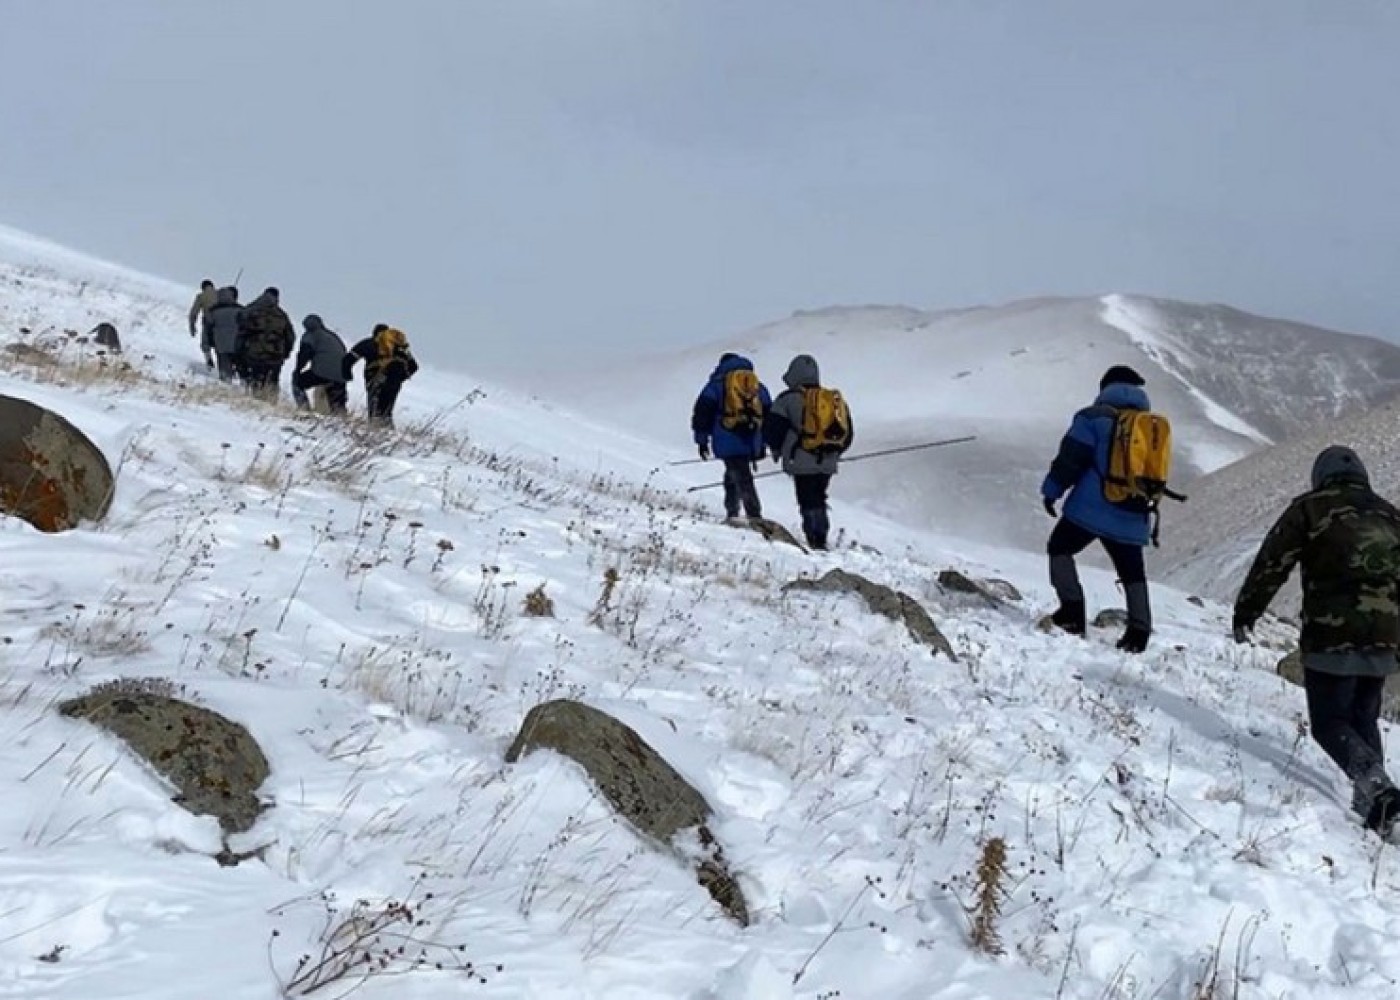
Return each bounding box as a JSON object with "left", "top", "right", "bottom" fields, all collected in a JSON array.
[{"left": 2, "top": 1, "right": 1398, "bottom": 374}]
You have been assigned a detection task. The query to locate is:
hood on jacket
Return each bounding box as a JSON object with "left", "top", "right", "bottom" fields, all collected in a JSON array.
[
  {"left": 1099, "top": 364, "right": 1146, "bottom": 391},
  {"left": 782, "top": 354, "right": 820, "bottom": 389},
  {"left": 1311, "top": 445, "right": 1370, "bottom": 490},
  {"left": 303, "top": 314, "right": 325, "bottom": 332},
  {"left": 709, "top": 352, "right": 754, "bottom": 381},
  {"left": 1094, "top": 383, "right": 1150, "bottom": 411},
  {"left": 215, "top": 286, "right": 238, "bottom": 306},
  {"left": 245, "top": 291, "right": 277, "bottom": 312}
]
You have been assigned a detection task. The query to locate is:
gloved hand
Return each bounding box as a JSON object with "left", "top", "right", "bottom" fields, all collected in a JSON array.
[
  {"left": 1043, "top": 497, "right": 1057, "bottom": 518},
  {"left": 697, "top": 442, "right": 711, "bottom": 461},
  {"left": 1231, "top": 619, "right": 1253, "bottom": 645}
]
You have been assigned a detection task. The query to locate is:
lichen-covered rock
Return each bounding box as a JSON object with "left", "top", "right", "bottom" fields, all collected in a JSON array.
[
  {"left": 785, "top": 569, "right": 956, "bottom": 660},
  {"left": 506, "top": 699, "right": 749, "bottom": 925},
  {"left": 59, "top": 680, "right": 269, "bottom": 834},
  {"left": 1275, "top": 650, "right": 1400, "bottom": 723},
  {"left": 0, "top": 394, "right": 114, "bottom": 531}
]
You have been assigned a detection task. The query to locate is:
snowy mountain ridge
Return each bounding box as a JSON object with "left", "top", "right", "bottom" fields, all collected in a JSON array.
[{"left": 5, "top": 227, "right": 1400, "bottom": 998}]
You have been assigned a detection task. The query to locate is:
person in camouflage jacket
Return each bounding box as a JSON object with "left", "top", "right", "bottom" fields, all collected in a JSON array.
[
  {"left": 1233, "top": 445, "right": 1400, "bottom": 833},
  {"left": 235, "top": 287, "right": 295, "bottom": 401}
]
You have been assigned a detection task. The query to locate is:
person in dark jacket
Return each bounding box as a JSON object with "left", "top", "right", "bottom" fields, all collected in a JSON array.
[
  {"left": 236, "top": 287, "right": 295, "bottom": 400},
  {"left": 203, "top": 286, "right": 244, "bottom": 382},
  {"left": 343, "top": 324, "right": 419, "bottom": 426},
  {"left": 691, "top": 353, "right": 771, "bottom": 520},
  {"left": 762, "top": 354, "right": 852, "bottom": 550},
  {"left": 1041, "top": 365, "right": 1154, "bottom": 653},
  {"left": 291, "top": 314, "right": 349, "bottom": 414},
  {"left": 1233, "top": 446, "right": 1400, "bottom": 833}
]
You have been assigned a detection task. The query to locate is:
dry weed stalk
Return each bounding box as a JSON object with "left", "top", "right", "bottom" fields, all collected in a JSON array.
[{"left": 969, "top": 836, "right": 1008, "bottom": 955}]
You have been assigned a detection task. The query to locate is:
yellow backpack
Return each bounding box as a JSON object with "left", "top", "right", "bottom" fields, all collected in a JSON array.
[
  {"left": 799, "top": 386, "right": 852, "bottom": 454},
  {"left": 375, "top": 326, "right": 408, "bottom": 357},
  {"left": 720, "top": 369, "right": 763, "bottom": 432},
  {"left": 1104, "top": 409, "right": 1182, "bottom": 507}
]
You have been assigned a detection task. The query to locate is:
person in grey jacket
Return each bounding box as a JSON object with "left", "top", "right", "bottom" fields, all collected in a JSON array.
[
  {"left": 291, "top": 315, "right": 349, "bottom": 414},
  {"left": 203, "top": 286, "right": 244, "bottom": 382},
  {"left": 762, "top": 354, "right": 853, "bottom": 550}
]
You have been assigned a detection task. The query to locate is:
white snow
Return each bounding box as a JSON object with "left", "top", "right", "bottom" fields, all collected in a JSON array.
[{"left": 1, "top": 228, "right": 1400, "bottom": 999}]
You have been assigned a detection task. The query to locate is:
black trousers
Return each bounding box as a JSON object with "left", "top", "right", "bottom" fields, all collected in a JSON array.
[
  {"left": 292, "top": 370, "right": 348, "bottom": 413},
  {"left": 794, "top": 474, "right": 832, "bottom": 549},
  {"left": 1305, "top": 669, "right": 1387, "bottom": 782},
  {"left": 366, "top": 371, "right": 407, "bottom": 426},
  {"left": 215, "top": 352, "right": 239, "bottom": 383},
  {"left": 722, "top": 457, "right": 762, "bottom": 518},
  {"left": 242, "top": 361, "right": 283, "bottom": 401},
  {"left": 1047, "top": 518, "right": 1150, "bottom": 629}
]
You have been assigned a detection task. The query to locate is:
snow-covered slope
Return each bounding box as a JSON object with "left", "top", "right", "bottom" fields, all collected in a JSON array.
[
  {"left": 1159, "top": 395, "right": 1400, "bottom": 607},
  {"left": 8, "top": 229, "right": 1400, "bottom": 998},
  {"left": 543, "top": 294, "right": 1400, "bottom": 553}
]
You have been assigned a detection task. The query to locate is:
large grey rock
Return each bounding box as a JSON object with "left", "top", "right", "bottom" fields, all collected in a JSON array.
[
  {"left": 1276, "top": 650, "right": 1400, "bottom": 723},
  {"left": 0, "top": 394, "right": 114, "bottom": 531},
  {"left": 59, "top": 680, "right": 269, "bottom": 835},
  {"left": 785, "top": 569, "right": 956, "bottom": 660},
  {"left": 505, "top": 699, "right": 749, "bottom": 925},
  {"left": 1093, "top": 608, "right": 1129, "bottom": 629}
]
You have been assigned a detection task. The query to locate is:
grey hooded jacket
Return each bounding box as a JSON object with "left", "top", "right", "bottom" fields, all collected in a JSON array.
[
  {"left": 205, "top": 286, "right": 243, "bottom": 355},
  {"left": 296, "top": 315, "right": 349, "bottom": 383},
  {"left": 764, "top": 354, "right": 853, "bottom": 476}
]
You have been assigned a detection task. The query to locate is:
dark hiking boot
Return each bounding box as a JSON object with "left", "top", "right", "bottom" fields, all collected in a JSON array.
[
  {"left": 1116, "top": 626, "right": 1151, "bottom": 654},
  {"left": 1365, "top": 786, "right": 1400, "bottom": 835},
  {"left": 1049, "top": 602, "right": 1086, "bottom": 636}
]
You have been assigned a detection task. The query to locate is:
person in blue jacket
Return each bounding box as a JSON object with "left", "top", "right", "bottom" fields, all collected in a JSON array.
[
  {"left": 1041, "top": 365, "right": 1154, "bottom": 653},
  {"left": 691, "top": 353, "right": 772, "bottom": 520}
]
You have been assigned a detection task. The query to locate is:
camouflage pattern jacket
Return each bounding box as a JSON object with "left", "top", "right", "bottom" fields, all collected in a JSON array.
[
  {"left": 236, "top": 294, "right": 295, "bottom": 365},
  {"left": 1234, "top": 480, "right": 1400, "bottom": 674}
]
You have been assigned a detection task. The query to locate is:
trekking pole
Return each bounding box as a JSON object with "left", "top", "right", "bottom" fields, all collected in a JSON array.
[
  {"left": 840, "top": 435, "right": 976, "bottom": 465},
  {"left": 232, "top": 266, "right": 244, "bottom": 287},
  {"left": 669, "top": 457, "right": 710, "bottom": 466},
  {"left": 684, "top": 436, "right": 976, "bottom": 492}
]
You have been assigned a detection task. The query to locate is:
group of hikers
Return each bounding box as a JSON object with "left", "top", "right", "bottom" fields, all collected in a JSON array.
[
  {"left": 187, "top": 280, "right": 420, "bottom": 426},
  {"left": 691, "top": 352, "right": 853, "bottom": 551},
  {"left": 695, "top": 356, "right": 1400, "bottom": 835}
]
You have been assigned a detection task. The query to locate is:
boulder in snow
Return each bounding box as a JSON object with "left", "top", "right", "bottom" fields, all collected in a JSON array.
[
  {"left": 505, "top": 698, "right": 750, "bottom": 925},
  {"left": 727, "top": 516, "right": 807, "bottom": 552},
  {"left": 937, "top": 568, "right": 1021, "bottom": 606},
  {"left": 785, "top": 568, "right": 956, "bottom": 660},
  {"left": 0, "top": 393, "right": 114, "bottom": 531},
  {"left": 59, "top": 679, "right": 270, "bottom": 836}
]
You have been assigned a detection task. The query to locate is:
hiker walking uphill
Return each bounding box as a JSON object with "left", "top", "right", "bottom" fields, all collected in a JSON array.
[
  {"left": 1041, "top": 365, "right": 1175, "bottom": 654},
  {"left": 189, "top": 279, "right": 218, "bottom": 368},
  {"left": 204, "top": 286, "right": 243, "bottom": 382},
  {"left": 291, "top": 315, "right": 349, "bottom": 414},
  {"left": 763, "top": 354, "right": 853, "bottom": 551},
  {"left": 235, "top": 287, "right": 295, "bottom": 401},
  {"left": 691, "top": 353, "right": 771, "bottom": 521},
  {"left": 1233, "top": 446, "right": 1400, "bottom": 835},
  {"left": 343, "top": 324, "right": 419, "bottom": 427}
]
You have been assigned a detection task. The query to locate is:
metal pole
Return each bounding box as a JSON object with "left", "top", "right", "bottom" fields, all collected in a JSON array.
[{"left": 684, "top": 436, "right": 975, "bottom": 492}]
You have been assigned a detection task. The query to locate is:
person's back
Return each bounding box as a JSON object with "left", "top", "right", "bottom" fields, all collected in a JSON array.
[
  {"left": 205, "top": 286, "right": 243, "bottom": 381},
  {"left": 691, "top": 353, "right": 770, "bottom": 520},
  {"left": 188, "top": 279, "right": 217, "bottom": 337},
  {"left": 345, "top": 325, "right": 418, "bottom": 425},
  {"left": 238, "top": 289, "right": 295, "bottom": 362},
  {"left": 763, "top": 354, "right": 852, "bottom": 549},
  {"left": 1237, "top": 447, "right": 1400, "bottom": 661}
]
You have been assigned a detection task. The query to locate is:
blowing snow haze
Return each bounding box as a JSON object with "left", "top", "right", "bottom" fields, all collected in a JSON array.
[{"left": 2, "top": 2, "right": 1400, "bottom": 373}]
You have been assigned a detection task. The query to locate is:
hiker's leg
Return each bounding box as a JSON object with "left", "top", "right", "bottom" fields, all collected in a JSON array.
[
  {"left": 735, "top": 458, "right": 762, "bottom": 518},
  {"left": 291, "top": 369, "right": 315, "bottom": 409},
  {"left": 327, "top": 381, "right": 349, "bottom": 414},
  {"left": 1305, "top": 670, "right": 1388, "bottom": 782},
  {"left": 721, "top": 458, "right": 743, "bottom": 518},
  {"left": 1046, "top": 519, "right": 1093, "bottom": 607},
  {"left": 809, "top": 474, "right": 830, "bottom": 547},
  {"left": 216, "top": 352, "right": 237, "bottom": 382},
  {"left": 1101, "top": 538, "right": 1151, "bottom": 632},
  {"left": 1352, "top": 675, "right": 1389, "bottom": 763},
  {"left": 794, "top": 475, "right": 822, "bottom": 547},
  {"left": 376, "top": 374, "right": 405, "bottom": 426}
]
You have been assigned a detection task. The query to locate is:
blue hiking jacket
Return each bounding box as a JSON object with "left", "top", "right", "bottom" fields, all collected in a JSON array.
[
  {"left": 1041, "top": 382, "right": 1153, "bottom": 547},
  {"left": 691, "top": 355, "right": 772, "bottom": 459}
]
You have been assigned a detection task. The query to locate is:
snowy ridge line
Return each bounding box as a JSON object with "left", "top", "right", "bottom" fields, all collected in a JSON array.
[
  {"left": 1099, "top": 293, "right": 1273, "bottom": 446},
  {"left": 5, "top": 231, "right": 1400, "bottom": 997}
]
